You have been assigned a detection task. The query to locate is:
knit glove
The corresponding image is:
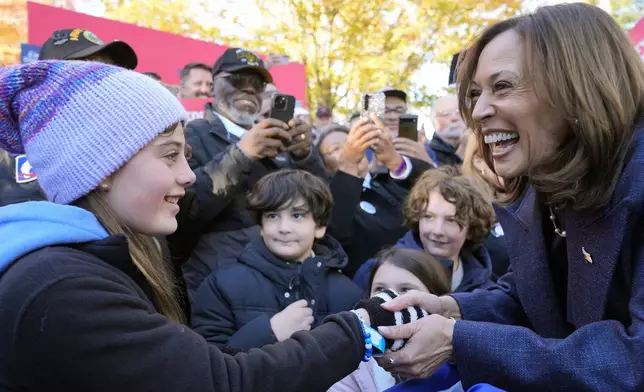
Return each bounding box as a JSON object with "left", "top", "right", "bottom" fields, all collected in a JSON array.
[{"left": 354, "top": 289, "right": 429, "bottom": 351}]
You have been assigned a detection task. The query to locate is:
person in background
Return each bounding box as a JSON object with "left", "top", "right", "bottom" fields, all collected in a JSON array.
[
  {"left": 315, "top": 106, "right": 333, "bottom": 132},
  {"left": 38, "top": 28, "right": 137, "bottom": 69},
  {"left": 319, "top": 119, "right": 434, "bottom": 278},
  {"left": 354, "top": 166, "right": 496, "bottom": 294},
  {"left": 295, "top": 107, "right": 312, "bottom": 127},
  {"left": 1, "top": 28, "right": 138, "bottom": 207},
  {"left": 191, "top": 170, "right": 361, "bottom": 349},
  {"left": 142, "top": 72, "right": 162, "bottom": 81},
  {"left": 462, "top": 132, "right": 509, "bottom": 277},
  {"left": 378, "top": 4, "right": 644, "bottom": 390},
  {"left": 381, "top": 87, "right": 408, "bottom": 136},
  {"left": 178, "top": 62, "right": 213, "bottom": 98},
  {"left": 0, "top": 61, "right": 402, "bottom": 392},
  {"left": 429, "top": 94, "right": 466, "bottom": 166},
  {"left": 330, "top": 248, "right": 456, "bottom": 392},
  {"left": 182, "top": 48, "right": 327, "bottom": 294}
]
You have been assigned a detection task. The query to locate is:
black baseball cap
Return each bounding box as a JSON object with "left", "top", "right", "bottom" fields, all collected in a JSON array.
[
  {"left": 39, "top": 29, "right": 137, "bottom": 70},
  {"left": 379, "top": 87, "right": 407, "bottom": 102},
  {"left": 212, "top": 48, "right": 273, "bottom": 83}
]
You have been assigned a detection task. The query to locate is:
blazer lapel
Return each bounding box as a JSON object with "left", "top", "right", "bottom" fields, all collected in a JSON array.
[
  {"left": 565, "top": 203, "right": 628, "bottom": 328},
  {"left": 495, "top": 187, "right": 570, "bottom": 337}
]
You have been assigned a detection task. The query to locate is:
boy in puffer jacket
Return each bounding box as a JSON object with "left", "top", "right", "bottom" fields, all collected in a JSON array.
[{"left": 191, "top": 169, "right": 363, "bottom": 349}]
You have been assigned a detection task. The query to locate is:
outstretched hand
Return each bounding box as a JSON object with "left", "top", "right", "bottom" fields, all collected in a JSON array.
[
  {"left": 381, "top": 290, "right": 462, "bottom": 320},
  {"left": 376, "top": 314, "right": 455, "bottom": 379}
]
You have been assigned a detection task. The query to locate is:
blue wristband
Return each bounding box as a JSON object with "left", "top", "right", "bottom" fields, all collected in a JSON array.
[{"left": 351, "top": 310, "right": 374, "bottom": 362}]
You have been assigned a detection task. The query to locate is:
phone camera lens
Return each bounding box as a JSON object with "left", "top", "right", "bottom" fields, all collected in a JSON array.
[{"left": 275, "top": 96, "right": 287, "bottom": 110}]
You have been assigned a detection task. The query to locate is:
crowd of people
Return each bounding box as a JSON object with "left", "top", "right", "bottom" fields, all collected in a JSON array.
[{"left": 0, "top": 2, "right": 643, "bottom": 391}]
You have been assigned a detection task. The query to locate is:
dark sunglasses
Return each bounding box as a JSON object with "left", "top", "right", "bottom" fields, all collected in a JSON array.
[{"left": 217, "top": 72, "right": 267, "bottom": 92}]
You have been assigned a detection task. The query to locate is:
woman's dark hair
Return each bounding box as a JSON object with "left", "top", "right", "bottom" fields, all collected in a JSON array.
[
  {"left": 457, "top": 3, "right": 644, "bottom": 209},
  {"left": 247, "top": 169, "right": 333, "bottom": 226},
  {"left": 368, "top": 248, "right": 451, "bottom": 296}
]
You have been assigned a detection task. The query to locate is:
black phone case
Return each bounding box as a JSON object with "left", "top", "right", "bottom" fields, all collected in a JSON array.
[
  {"left": 269, "top": 94, "right": 296, "bottom": 124},
  {"left": 399, "top": 117, "right": 418, "bottom": 141}
]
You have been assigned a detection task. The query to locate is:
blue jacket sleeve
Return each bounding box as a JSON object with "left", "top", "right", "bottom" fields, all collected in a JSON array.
[
  {"left": 452, "top": 246, "right": 644, "bottom": 391},
  {"left": 190, "top": 273, "right": 278, "bottom": 350},
  {"left": 450, "top": 268, "right": 530, "bottom": 327}
]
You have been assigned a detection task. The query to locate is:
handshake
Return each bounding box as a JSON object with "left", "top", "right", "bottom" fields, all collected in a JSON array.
[{"left": 270, "top": 289, "right": 430, "bottom": 353}]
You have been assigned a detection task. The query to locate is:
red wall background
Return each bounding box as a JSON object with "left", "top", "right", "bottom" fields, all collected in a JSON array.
[
  {"left": 629, "top": 17, "right": 644, "bottom": 61},
  {"left": 27, "top": 2, "right": 307, "bottom": 106}
]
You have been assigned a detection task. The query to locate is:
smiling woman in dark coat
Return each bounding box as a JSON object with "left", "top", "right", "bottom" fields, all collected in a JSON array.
[{"left": 373, "top": 4, "right": 644, "bottom": 391}]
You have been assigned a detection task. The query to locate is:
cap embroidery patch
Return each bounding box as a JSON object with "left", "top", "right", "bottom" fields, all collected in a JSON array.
[
  {"left": 235, "top": 49, "right": 260, "bottom": 66},
  {"left": 69, "top": 28, "right": 83, "bottom": 41},
  {"left": 15, "top": 155, "right": 37, "bottom": 184},
  {"left": 83, "top": 31, "right": 104, "bottom": 45},
  {"left": 52, "top": 30, "right": 71, "bottom": 46}
]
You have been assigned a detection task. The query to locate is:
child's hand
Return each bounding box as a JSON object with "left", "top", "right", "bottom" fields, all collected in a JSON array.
[{"left": 270, "top": 299, "right": 314, "bottom": 341}]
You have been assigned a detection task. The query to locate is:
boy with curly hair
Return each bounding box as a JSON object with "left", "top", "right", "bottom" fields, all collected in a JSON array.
[{"left": 355, "top": 165, "right": 497, "bottom": 293}]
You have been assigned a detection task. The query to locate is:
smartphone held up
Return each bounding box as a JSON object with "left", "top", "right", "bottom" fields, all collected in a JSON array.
[
  {"left": 269, "top": 93, "right": 296, "bottom": 124},
  {"left": 398, "top": 114, "right": 419, "bottom": 142},
  {"left": 360, "top": 92, "right": 386, "bottom": 123}
]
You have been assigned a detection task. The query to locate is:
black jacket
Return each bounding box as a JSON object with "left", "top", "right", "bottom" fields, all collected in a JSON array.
[
  {"left": 0, "top": 235, "right": 366, "bottom": 392},
  {"left": 0, "top": 152, "right": 44, "bottom": 207},
  {"left": 327, "top": 160, "right": 433, "bottom": 278},
  {"left": 181, "top": 113, "right": 329, "bottom": 294},
  {"left": 190, "top": 234, "right": 362, "bottom": 349},
  {"left": 429, "top": 134, "right": 463, "bottom": 167}
]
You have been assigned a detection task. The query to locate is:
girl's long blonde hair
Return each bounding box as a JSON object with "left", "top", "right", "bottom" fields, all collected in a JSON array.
[
  {"left": 77, "top": 191, "right": 185, "bottom": 323},
  {"left": 462, "top": 132, "right": 498, "bottom": 203}
]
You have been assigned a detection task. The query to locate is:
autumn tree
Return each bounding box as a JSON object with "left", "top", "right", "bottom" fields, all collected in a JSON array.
[
  {"left": 229, "top": 0, "right": 522, "bottom": 114},
  {"left": 0, "top": 0, "right": 26, "bottom": 66},
  {"left": 102, "top": 0, "right": 226, "bottom": 41},
  {"left": 598, "top": 0, "right": 644, "bottom": 29}
]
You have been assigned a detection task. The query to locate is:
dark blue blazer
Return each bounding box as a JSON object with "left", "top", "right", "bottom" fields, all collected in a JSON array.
[{"left": 451, "top": 127, "right": 644, "bottom": 391}]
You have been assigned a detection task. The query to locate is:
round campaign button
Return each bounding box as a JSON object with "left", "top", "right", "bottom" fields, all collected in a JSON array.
[{"left": 360, "top": 201, "right": 377, "bottom": 215}]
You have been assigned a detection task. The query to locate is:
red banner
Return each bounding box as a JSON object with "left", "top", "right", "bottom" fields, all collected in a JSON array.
[
  {"left": 630, "top": 17, "right": 644, "bottom": 61},
  {"left": 26, "top": 2, "right": 307, "bottom": 106}
]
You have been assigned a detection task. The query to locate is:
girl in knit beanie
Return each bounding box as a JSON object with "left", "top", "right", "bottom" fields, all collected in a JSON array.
[{"left": 0, "top": 61, "right": 390, "bottom": 392}]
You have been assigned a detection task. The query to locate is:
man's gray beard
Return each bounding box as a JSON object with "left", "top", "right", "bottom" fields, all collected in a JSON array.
[{"left": 217, "top": 102, "right": 257, "bottom": 127}]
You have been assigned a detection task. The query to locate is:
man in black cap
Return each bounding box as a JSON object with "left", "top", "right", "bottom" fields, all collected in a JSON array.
[
  {"left": 379, "top": 87, "right": 407, "bottom": 136},
  {"left": 38, "top": 28, "right": 137, "bottom": 69},
  {"left": 181, "top": 47, "right": 328, "bottom": 295},
  {"left": 377, "top": 87, "right": 435, "bottom": 166},
  {"left": 0, "top": 29, "right": 138, "bottom": 208}
]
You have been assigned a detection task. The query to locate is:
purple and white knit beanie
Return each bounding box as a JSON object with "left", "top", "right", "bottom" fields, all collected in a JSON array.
[{"left": 0, "top": 60, "right": 187, "bottom": 204}]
